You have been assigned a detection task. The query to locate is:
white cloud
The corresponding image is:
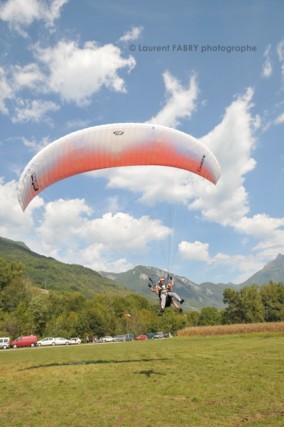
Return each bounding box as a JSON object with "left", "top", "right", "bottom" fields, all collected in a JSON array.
[
  {"left": 0, "top": 177, "right": 42, "bottom": 239},
  {"left": 262, "top": 44, "right": 272, "bottom": 78},
  {"left": 33, "top": 40, "right": 136, "bottom": 105},
  {"left": 277, "top": 39, "right": 284, "bottom": 81},
  {"left": 0, "top": 67, "right": 13, "bottom": 114},
  {"left": 149, "top": 71, "right": 199, "bottom": 127},
  {"left": 12, "top": 98, "right": 59, "bottom": 123},
  {"left": 178, "top": 240, "right": 210, "bottom": 262},
  {"left": 190, "top": 88, "right": 259, "bottom": 225},
  {"left": 78, "top": 211, "right": 171, "bottom": 251},
  {"left": 119, "top": 26, "right": 143, "bottom": 42},
  {"left": 80, "top": 243, "right": 134, "bottom": 273},
  {"left": 211, "top": 253, "right": 266, "bottom": 284},
  {"left": 177, "top": 240, "right": 269, "bottom": 283},
  {"left": 44, "top": 0, "right": 68, "bottom": 27},
  {"left": 190, "top": 90, "right": 284, "bottom": 262},
  {"left": 236, "top": 214, "right": 284, "bottom": 261},
  {"left": 275, "top": 112, "right": 284, "bottom": 124},
  {"left": 37, "top": 198, "right": 92, "bottom": 248},
  {"left": 236, "top": 214, "right": 284, "bottom": 239},
  {"left": 12, "top": 63, "right": 45, "bottom": 91},
  {"left": 96, "top": 166, "right": 194, "bottom": 206},
  {"left": 0, "top": 38, "right": 135, "bottom": 119},
  {"left": 0, "top": 0, "right": 41, "bottom": 31},
  {"left": 276, "top": 39, "right": 284, "bottom": 62},
  {"left": 0, "top": 0, "right": 68, "bottom": 35},
  {"left": 20, "top": 136, "right": 51, "bottom": 152},
  {"left": 30, "top": 198, "right": 171, "bottom": 270}
]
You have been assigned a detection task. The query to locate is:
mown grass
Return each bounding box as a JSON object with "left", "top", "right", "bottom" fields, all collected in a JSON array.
[{"left": 0, "top": 333, "right": 283, "bottom": 427}]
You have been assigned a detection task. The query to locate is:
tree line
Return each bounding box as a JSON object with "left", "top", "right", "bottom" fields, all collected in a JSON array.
[{"left": 0, "top": 257, "right": 283, "bottom": 339}]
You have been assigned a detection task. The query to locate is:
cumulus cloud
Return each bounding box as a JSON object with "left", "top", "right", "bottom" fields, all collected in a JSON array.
[
  {"left": 80, "top": 243, "right": 134, "bottom": 273},
  {"left": 0, "top": 67, "right": 13, "bottom": 114},
  {"left": 12, "top": 98, "right": 59, "bottom": 123},
  {"left": 0, "top": 178, "right": 138, "bottom": 272},
  {"left": 0, "top": 38, "right": 136, "bottom": 119},
  {"left": 177, "top": 241, "right": 254, "bottom": 282},
  {"left": 78, "top": 212, "right": 171, "bottom": 251},
  {"left": 149, "top": 71, "right": 198, "bottom": 127},
  {"left": 0, "top": 177, "right": 43, "bottom": 239},
  {"left": 27, "top": 198, "right": 171, "bottom": 270},
  {"left": 11, "top": 63, "right": 45, "bottom": 91},
  {"left": 177, "top": 241, "right": 271, "bottom": 284},
  {"left": 97, "top": 166, "right": 194, "bottom": 206},
  {"left": 0, "top": 0, "right": 68, "bottom": 36},
  {"left": 37, "top": 198, "right": 92, "bottom": 250},
  {"left": 191, "top": 88, "right": 259, "bottom": 225},
  {"left": 119, "top": 26, "right": 143, "bottom": 42},
  {"left": 33, "top": 40, "right": 136, "bottom": 105},
  {"left": 192, "top": 89, "right": 284, "bottom": 262},
  {"left": 262, "top": 44, "right": 272, "bottom": 78},
  {"left": 276, "top": 39, "right": 284, "bottom": 62},
  {"left": 274, "top": 112, "right": 284, "bottom": 124},
  {"left": 178, "top": 241, "right": 210, "bottom": 262},
  {"left": 20, "top": 135, "right": 51, "bottom": 152},
  {"left": 236, "top": 214, "right": 284, "bottom": 260},
  {"left": 277, "top": 39, "right": 284, "bottom": 81}
]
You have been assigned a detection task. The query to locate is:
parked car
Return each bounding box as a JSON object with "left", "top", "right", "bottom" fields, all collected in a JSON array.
[
  {"left": 69, "top": 337, "right": 81, "bottom": 345},
  {"left": 135, "top": 335, "right": 148, "bottom": 340},
  {"left": 163, "top": 332, "right": 172, "bottom": 338},
  {"left": 37, "top": 337, "right": 56, "bottom": 346},
  {"left": 101, "top": 336, "right": 113, "bottom": 342},
  {"left": 10, "top": 335, "right": 38, "bottom": 348},
  {"left": 153, "top": 332, "right": 165, "bottom": 339},
  {"left": 0, "top": 337, "right": 10, "bottom": 349},
  {"left": 125, "top": 334, "right": 134, "bottom": 341},
  {"left": 146, "top": 332, "right": 155, "bottom": 340},
  {"left": 54, "top": 337, "right": 70, "bottom": 345},
  {"left": 113, "top": 335, "right": 126, "bottom": 342}
]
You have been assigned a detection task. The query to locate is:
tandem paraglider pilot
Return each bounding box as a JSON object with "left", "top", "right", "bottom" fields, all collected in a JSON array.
[{"left": 148, "top": 276, "right": 184, "bottom": 315}]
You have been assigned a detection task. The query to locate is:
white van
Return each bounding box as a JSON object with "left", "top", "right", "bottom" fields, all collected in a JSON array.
[{"left": 0, "top": 337, "right": 10, "bottom": 349}]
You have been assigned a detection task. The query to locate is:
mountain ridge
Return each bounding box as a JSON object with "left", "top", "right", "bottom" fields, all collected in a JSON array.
[{"left": 0, "top": 236, "right": 283, "bottom": 310}]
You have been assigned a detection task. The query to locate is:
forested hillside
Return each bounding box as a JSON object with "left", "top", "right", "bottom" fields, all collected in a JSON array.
[
  {"left": 0, "top": 255, "right": 283, "bottom": 340},
  {"left": 0, "top": 237, "right": 130, "bottom": 298}
]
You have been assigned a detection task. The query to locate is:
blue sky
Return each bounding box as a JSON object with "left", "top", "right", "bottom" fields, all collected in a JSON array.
[{"left": 0, "top": 0, "right": 284, "bottom": 284}]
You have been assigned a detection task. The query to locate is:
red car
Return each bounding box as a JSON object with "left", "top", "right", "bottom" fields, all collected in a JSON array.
[
  {"left": 135, "top": 335, "right": 148, "bottom": 340},
  {"left": 10, "top": 335, "right": 38, "bottom": 348}
]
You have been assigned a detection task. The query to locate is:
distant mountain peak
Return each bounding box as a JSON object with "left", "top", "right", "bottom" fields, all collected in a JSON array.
[
  {"left": 1, "top": 236, "right": 284, "bottom": 309},
  {"left": 241, "top": 253, "right": 284, "bottom": 286}
]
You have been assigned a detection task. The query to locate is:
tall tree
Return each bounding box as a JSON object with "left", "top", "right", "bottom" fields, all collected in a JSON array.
[
  {"left": 223, "top": 285, "right": 265, "bottom": 323},
  {"left": 199, "top": 307, "right": 222, "bottom": 326},
  {"left": 0, "top": 257, "right": 23, "bottom": 289},
  {"left": 260, "top": 282, "right": 284, "bottom": 321}
]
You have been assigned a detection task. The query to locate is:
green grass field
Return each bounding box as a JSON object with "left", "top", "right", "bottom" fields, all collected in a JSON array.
[{"left": 0, "top": 334, "right": 283, "bottom": 427}]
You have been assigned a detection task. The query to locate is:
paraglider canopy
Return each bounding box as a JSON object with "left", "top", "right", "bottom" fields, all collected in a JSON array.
[{"left": 17, "top": 123, "right": 221, "bottom": 211}]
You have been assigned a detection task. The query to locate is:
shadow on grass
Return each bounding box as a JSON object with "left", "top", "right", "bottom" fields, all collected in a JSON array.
[
  {"left": 22, "top": 358, "right": 169, "bottom": 370},
  {"left": 137, "top": 369, "right": 166, "bottom": 377}
]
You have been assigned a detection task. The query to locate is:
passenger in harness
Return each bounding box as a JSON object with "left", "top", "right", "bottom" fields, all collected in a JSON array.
[{"left": 148, "top": 276, "right": 184, "bottom": 315}]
